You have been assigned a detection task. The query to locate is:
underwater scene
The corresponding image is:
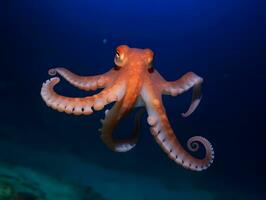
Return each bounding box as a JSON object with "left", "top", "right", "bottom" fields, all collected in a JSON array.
[{"left": 1, "top": 0, "right": 266, "bottom": 199}]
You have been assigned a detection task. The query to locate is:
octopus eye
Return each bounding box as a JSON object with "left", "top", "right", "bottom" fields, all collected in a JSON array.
[
  {"left": 115, "top": 50, "right": 120, "bottom": 58},
  {"left": 114, "top": 46, "right": 126, "bottom": 67}
]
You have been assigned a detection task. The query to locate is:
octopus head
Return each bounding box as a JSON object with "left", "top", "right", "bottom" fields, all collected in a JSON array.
[{"left": 114, "top": 45, "right": 154, "bottom": 70}]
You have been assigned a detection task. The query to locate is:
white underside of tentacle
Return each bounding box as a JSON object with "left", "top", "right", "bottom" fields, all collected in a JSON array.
[
  {"left": 141, "top": 84, "right": 214, "bottom": 171},
  {"left": 41, "top": 77, "right": 126, "bottom": 115},
  {"left": 48, "top": 67, "right": 116, "bottom": 91}
]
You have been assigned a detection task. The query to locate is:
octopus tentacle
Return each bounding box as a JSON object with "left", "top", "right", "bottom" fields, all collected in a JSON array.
[
  {"left": 100, "top": 101, "right": 145, "bottom": 152},
  {"left": 141, "top": 83, "right": 214, "bottom": 171},
  {"left": 40, "top": 77, "right": 125, "bottom": 115},
  {"left": 161, "top": 72, "right": 203, "bottom": 117},
  {"left": 48, "top": 67, "right": 117, "bottom": 91}
]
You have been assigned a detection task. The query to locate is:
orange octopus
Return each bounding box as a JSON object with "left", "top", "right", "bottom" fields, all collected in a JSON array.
[{"left": 40, "top": 45, "right": 214, "bottom": 171}]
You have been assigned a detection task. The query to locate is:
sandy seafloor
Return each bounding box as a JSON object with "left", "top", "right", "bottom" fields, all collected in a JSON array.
[{"left": 0, "top": 130, "right": 262, "bottom": 200}]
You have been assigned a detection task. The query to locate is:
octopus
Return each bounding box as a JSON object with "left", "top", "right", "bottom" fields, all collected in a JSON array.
[{"left": 40, "top": 45, "right": 214, "bottom": 171}]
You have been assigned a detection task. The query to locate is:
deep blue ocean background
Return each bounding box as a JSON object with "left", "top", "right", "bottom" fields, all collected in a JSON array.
[{"left": 1, "top": 0, "right": 266, "bottom": 199}]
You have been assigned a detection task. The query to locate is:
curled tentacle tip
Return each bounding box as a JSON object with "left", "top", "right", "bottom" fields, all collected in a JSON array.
[
  {"left": 48, "top": 68, "right": 57, "bottom": 76},
  {"left": 187, "top": 142, "right": 200, "bottom": 152},
  {"left": 181, "top": 112, "right": 189, "bottom": 118}
]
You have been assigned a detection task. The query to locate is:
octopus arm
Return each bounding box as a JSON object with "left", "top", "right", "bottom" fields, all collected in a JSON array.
[
  {"left": 40, "top": 77, "right": 125, "bottom": 115},
  {"left": 99, "top": 102, "right": 145, "bottom": 152},
  {"left": 48, "top": 67, "right": 117, "bottom": 91},
  {"left": 141, "top": 83, "right": 214, "bottom": 171},
  {"left": 160, "top": 72, "right": 203, "bottom": 117}
]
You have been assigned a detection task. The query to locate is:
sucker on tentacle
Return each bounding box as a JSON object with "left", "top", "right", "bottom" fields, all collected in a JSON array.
[
  {"left": 142, "top": 83, "right": 214, "bottom": 171},
  {"left": 148, "top": 109, "right": 214, "bottom": 171},
  {"left": 40, "top": 77, "right": 125, "bottom": 115}
]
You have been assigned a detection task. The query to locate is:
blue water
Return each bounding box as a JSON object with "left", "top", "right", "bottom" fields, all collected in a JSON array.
[{"left": 1, "top": 0, "right": 266, "bottom": 199}]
